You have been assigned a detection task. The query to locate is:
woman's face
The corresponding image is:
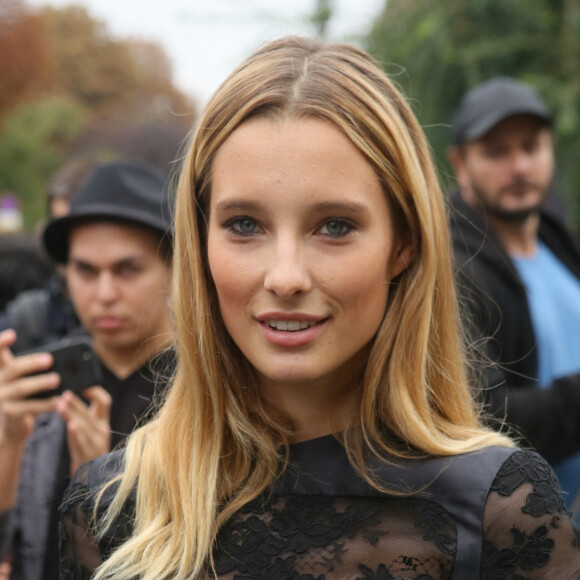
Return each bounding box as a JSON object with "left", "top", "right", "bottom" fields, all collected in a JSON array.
[{"left": 207, "top": 117, "right": 410, "bottom": 394}]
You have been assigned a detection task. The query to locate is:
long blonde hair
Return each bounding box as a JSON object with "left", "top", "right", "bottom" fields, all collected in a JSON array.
[{"left": 93, "top": 36, "right": 513, "bottom": 580}]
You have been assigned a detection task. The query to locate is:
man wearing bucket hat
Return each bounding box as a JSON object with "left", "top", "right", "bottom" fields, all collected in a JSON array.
[
  {"left": 448, "top": 77, "right": 580, "bottom": 520},
  {"left": 0, "top": 160, "right": 175, "bottom": 579}
]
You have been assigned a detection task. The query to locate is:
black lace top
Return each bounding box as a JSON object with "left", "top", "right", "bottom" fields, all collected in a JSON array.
[{"left": 59, "top": 436, "right": 580, "bottom": 579}]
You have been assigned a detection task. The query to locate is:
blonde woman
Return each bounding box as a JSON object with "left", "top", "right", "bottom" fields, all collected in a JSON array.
[{"left": 60, "top": 37, "right": 580, "bottom": 579}]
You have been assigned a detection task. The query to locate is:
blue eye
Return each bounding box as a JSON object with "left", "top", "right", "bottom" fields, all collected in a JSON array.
[
  {"left": 320, "top": 219, "right": 353, "bottom": 237},
  {"left": 228, "top": 217, "right": 258, "bottom": 235}
]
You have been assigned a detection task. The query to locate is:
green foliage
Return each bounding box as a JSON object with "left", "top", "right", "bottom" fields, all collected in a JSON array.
[
  {"left": 0, "top": 2, "right": 195, "bottom": 227},
  {"left": 311, "top": 0, "right": 334, "bottom": 36},
  {"left": 0, "top": 96, "right": 86, "bottom": 226},
  {"left": 366, "top": 0, "right": 580, "bottom": 229}
]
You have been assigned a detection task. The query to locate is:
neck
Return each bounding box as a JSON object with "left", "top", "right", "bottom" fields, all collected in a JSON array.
[
  {"left": 487, "top": 212, "right": 540, "bottom": 257},
  {"left": 260, "top": 369, "right": 362, "bottom": 443},
  {"left": 93, "top": 331, "right": 173, "bottom": 379},
  {"left": 460, "top": 189, "right": 542, "bottom": 257}
]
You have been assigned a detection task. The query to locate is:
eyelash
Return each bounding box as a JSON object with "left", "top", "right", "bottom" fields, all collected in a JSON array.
[
  {"left": 224, "top": 216, "right": 259, "bottom": 236},
  {"left": 223, "top": 216, "right": 356, "bottom": 239},
  {"left": 318, "top": 218, "right": 356, "bottom": 238}
]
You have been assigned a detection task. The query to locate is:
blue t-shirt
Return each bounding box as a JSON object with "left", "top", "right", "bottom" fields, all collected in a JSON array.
[{"left": 513, "top": 242, "right": 580, "bottom": 518}]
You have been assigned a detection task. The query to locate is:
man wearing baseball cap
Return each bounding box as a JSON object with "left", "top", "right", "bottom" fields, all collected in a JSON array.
[
  {"left": 448, "top": 77, "right": 580, "bottom": 520},
  {"left": 0, "top": 160, "right": 175, "bottom": 579}
]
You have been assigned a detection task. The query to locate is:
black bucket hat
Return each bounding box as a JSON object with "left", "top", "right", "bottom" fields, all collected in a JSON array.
[
  {"left": 452, "top": 77, "right": 552, "bottom": 145},
  {"left": 43, "top": 160, "right": 173, "bottom": 263}
]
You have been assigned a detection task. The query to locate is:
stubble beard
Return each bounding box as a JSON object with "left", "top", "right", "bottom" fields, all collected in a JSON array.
[{"left": 471, "top": 180, "right": 547, "bottom": 224}]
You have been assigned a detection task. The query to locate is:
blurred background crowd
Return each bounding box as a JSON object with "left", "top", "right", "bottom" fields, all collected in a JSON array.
[
  {"left": 1, "top": 0, "right": 579, "bottom": 304},
  {"left": 2, "top": 2, "right": 580, "bottom": 576}
]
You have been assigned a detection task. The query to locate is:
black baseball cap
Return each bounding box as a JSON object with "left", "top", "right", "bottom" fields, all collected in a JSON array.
[
  {"left": 43, "top": 160, "right": 173, "bottom": 263},
  {"left": 452, "top": 77, "right": 552, "bottom": 145}
]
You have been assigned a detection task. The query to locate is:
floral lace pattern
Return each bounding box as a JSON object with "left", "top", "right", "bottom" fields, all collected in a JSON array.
[
  {"left": 480, "top": 452, "right": 580, "bottom": 579},
  {"left": 210, "top": 495, "right": 455, "bottom": 579},
  {"left": 59, "top": 449, "right": 580, "bottom": 579}
]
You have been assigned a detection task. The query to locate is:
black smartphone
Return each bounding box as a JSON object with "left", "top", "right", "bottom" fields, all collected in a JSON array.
[{"left": 24, "top": 336, "right": 103, "bottom": 399}]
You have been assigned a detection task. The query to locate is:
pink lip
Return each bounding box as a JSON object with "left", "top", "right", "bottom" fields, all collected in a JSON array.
[
  {"left": 256, "top": 312, "right": 327, "bottom": 347},
  {"left": 94, "top": 316, "right": 124, "bottom": 330}
]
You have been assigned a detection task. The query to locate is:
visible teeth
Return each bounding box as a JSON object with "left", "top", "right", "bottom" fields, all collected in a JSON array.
[{"left": 266, "top": 320, "right": 314, "bottom": 331}]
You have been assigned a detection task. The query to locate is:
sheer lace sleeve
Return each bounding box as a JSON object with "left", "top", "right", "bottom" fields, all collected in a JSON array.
[
  {"left": 481, "top": 449, "right": 580, "bottom": 578},
  {"left": 59, "top": 461, "right": 103, "bottom": 580},
  {"left": 59, "top": 452, "right": 131, "bottom": 580}
]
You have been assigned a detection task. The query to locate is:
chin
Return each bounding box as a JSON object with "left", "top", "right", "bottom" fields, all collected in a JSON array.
[
  {"left": 491, "top": 203, "right": 543, "bottom": 223},
  {"left": 257, "top": 364, "right": 327, "bottom": 386},
  {"left": 95, "top": 331, "right": 135, "bottom": 350}
]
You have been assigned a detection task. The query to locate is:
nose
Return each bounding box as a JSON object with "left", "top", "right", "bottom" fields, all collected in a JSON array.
[
  {"left": 94, "top": 272, "right": 120, "bottom": 303},
  {"left": 263, "top": 236, "right": 312, "bottom": 299},
  {"left": 510, "top": 149, "right": 533, "bottom": 177}
]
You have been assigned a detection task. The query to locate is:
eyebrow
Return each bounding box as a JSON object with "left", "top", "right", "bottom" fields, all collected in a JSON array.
[
  {"left": 213, "top": 199, "right": 370, "bottom": 214},
  {"left": 213, "top": 200, "right": 261, "bottom": 213},
  {"left": 69, "top": 256, "right": 146, "bottom": 269}
]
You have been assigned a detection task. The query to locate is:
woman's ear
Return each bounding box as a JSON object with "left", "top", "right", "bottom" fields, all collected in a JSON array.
[{"left": 389, "top": 232, "right": 415, "bottom": 279}]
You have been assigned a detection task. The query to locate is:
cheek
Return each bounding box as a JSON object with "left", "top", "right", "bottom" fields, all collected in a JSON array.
[
  {"left": 65, "top": 278, "right": 92, "bottom": 325},
  {"left": 350, "top": 270, "right": 389, "bottom": 317},
  {"left": 65, "top": 275, "right": 88, "bottom": 306},
  {"left": 321, "top": 248, "right": 390, "bottom": 315},
  {"left": 537, "top": 152, "right": 555, "bottom": 178},
  {"left": 472, "top": 161, "right": 496, "bottom": 182},
  {"left": 208, "top": 245, "right": 253, "bottom": 314},
  {"left": 144, "top": 278, "right": 169, "bottom": 304},
  {"left": 135, "top": 271, "right": 172, "bottom": 310},
  {"left": 467, "top": 157, "right": 499, "bottom": 181}
]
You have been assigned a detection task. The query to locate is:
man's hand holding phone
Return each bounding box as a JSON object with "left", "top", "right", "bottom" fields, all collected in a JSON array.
[
  {"left": 0, "top": 329, "right": 112, "bottom": 504},
  {"left": 0, "top": 329, "right": 61, "bottom": 511},
  {"left": 0, "top": 329, "right": 60, "bottom": 447}
]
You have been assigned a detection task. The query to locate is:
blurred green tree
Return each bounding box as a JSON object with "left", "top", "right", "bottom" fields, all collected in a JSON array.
[
  {"left": 0, "top": 1, "right": 196, "bottom": 227},
  {"left": 0, "top": 96, "right": 86, "bottom": 226},
  {"left": 366, "top": 0, "right": 580, "bottom": 227}
]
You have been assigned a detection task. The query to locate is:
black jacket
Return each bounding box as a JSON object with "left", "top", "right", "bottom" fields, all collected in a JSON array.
[{"left": 449, "top": 192, "right": 580, "bottom": 463}]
